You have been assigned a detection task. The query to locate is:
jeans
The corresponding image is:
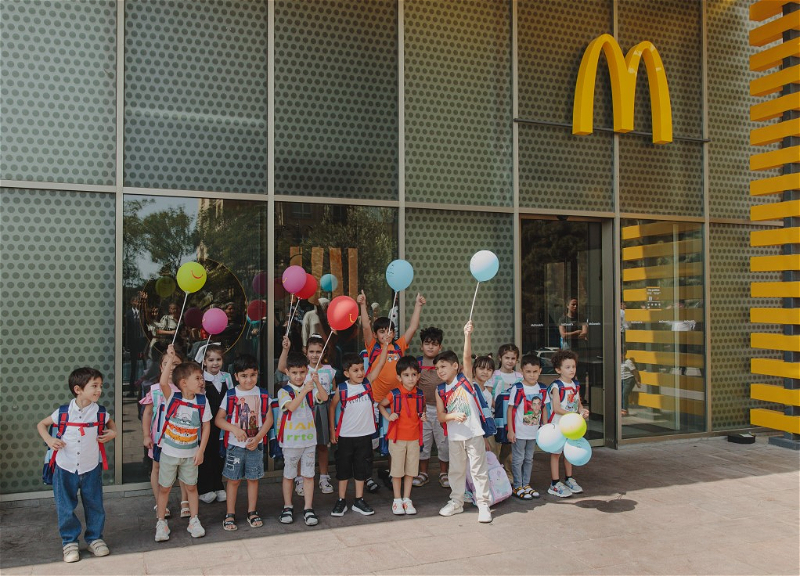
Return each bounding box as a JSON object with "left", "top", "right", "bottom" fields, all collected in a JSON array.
[
  {"left": 511, "top": 438, "right": 536, "bottom": 489},
  {"left": 53, "top": 465, "right": 105, "bottom": 546},
  {"left": 622, "top": 377, "right": 637, "bottom": 411}
]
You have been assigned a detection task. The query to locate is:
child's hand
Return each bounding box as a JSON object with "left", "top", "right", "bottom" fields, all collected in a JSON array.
[
  {"left": 416, "top": 293, "right": 426, "bottom": 307},
  {"left": 581, "top": 409, "right": 590, "bottom": 420},
  {"left": 302, "top": 379, "right": 315, "bottom": 393},
  {"left": 451, "top": 412, "right": 467, "bottom": 423},
  {"left": 507, "top": 431, "right": 516, "bottom": 443},
  {"left": 330, "top": 431, "right": 338, "bottom": 444},
  {"left": 357, "top": 290, "right": 366, "bottom": 305},
  {"left": 388, "top": 413, "right": 399, "bottom": 422},
  {"left": 282, "top": 336, "right": 291, "bottom": 350},
  {"left": 166, "top": 344, "right": 176, "bottom": 359},
  {"left": 143, "top": 436, "right": 153, "bottom": 449},
  {"left": 420, "top": 412, "right": 428, "bottom": 423},
  {"left": 464, "top": 321, "right": 474, "bottom": 335},
  {"left": 193, "top": 451, "right": 205, "bottom": 466},
  {"left": 310, "top": 373, "right": 321, "bottom": 387},
  {"left": 233, "top": 428, "right": 247, "bottom": 442},
  {"left": 47, "top": 437, "right": 66, "bottom": 450},
  {"left": 245, "top": 437, "right": 258, "bottom": 451},
  {"left": 98, "top": 429, "right": 116, "bottom": 444}
]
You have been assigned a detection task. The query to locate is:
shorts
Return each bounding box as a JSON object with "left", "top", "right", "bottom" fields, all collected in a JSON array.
[
  {"left": 335, "top": 434, "right": 373, "bottom": 481},
  {"left": 315, "top": 400, "right": 331, "bottom": 445},
  {"left": 282, "top": 446, "right": 316, "bottom": 480},
  {"left": 388, "top": 439, "right": 420, "bottom": 478},
  {"left": 158, "top": 453, "right": 198, "bottom": 487},
  {"left": 222, "top": 444, "right": 265, "bottom": 481},
  {"left": 420, "top": 405, "right": 449, "bottom": 462}
]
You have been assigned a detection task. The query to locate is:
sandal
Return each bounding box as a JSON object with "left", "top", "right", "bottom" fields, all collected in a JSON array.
[
  {"left": 246, "top": 510, "right": 263, "bottom": 528},
  {"left": 223, "top": 513, "right": 237, "bottom": 531},
  {"left": 303, "top": 508, "right": 319, "bottom": 526},
  {"left": 180, "top": 501, "right": 190, "bottom": 518},
  {"left": 438, "top": 472, "right": 450, "bottom": 488},
  {"left": 523, "top": 485, "right": 540, "bottom": 499},
  {"left": 154, "top": 504, "right": 171, "bottom": 519},
  {"left": 365, "top": 477, "right": 380, "bottom": 493},
  {"left": 279, "top": 506, "right": 294, "bottom": 524},
  {"left": 412, "top": 472, "right": 429, "bottom": 487},
  {"left": 513, "top": 486, "right": 533, "bottom": 500}
]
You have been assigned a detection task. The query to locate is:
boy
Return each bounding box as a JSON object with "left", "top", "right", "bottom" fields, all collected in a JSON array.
[
  {"left": 547, "top": 349, "right": 589, "bottom": 498},
  {"left": 507, "top": 354, "right": 549, "bottom": 500},
  {"left": 37, "top": 367, "right": 117, "bottom": 563},
  {"left": 277, "top": 351, "right": 329, "bottom": 526},
  {"left": 414, "top": 327, "right": 449, "bottom": 489},
  {"left": 328, "top": 346, "right": 388, "bottom": 517},
  {"left": 215, "top": 354, "right": 274, "bottom": 531},
  {"left": 154, "top": 344, "right": 211, "bottom": 542},
  {"left": 434, "top": 350, "right": 492, "bottom": 523}
]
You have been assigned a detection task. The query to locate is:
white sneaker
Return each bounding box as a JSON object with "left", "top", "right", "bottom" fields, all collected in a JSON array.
[
  {"left": 402, "top": 498, "right": 417, "bottom": 515},
  {"left": 198, "top": 491, "right": 217, "bottom": 504},
  {"left": 295, "top": 479, "right": 304, "bottom": 496},
  {"left": 477, "top": 503, "right": 493, "bottom": 523},
  {"left": 547, "top": 482, "right": 572, "bottom": 498},
  {"left": 319, "top": 476, "right": 334, "bottom": 494},
  {"left": 154, "top": 519, "right": 170, "bottom": 542},
  {"left": 564, "top": 477, "right": 583, "bottom": 494},
  {"left": 392, "top": 499, "right": 406, "bottom": 515},
  {"left": 216, "top": 489, "right": 227, "bottom": 502},
  {"left": 187, "top": 516, "right": 205, "bottom": 538},
  {"left": 438, "top": 500, "right": 464, "bottom": 517}
]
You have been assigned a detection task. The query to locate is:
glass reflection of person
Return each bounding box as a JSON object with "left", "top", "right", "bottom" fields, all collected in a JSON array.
[
  {"left": 156, "top": 303, "right": 180, "bottom": 342},
  {"left": 558, "top": 298, "right": 588, "bottom": 351}
]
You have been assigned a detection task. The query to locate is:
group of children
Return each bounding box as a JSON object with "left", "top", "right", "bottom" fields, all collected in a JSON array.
[{"left": 38, "top": 291, "right": 590, "bottom": 562}]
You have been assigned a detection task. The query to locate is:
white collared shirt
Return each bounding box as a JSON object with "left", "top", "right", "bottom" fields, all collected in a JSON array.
[{"left": 49, "top": 400, "right": 110, "bottom": 475}]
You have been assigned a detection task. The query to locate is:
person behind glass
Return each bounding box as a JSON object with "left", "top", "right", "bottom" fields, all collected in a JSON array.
[
  {"left": 155, "top": 302, "right": 181, "bottom": 346},
  {"left": 558, "top": 297, "right": 588, "bottom": 350},
  {"left": 125, "top": 295, "right": 148, "bottom": 398},
  {"left": 620, "top": 351, "right": 641, "bottom": 417},
  {"left": 37, "top": 367, "right": 117, "bottom": 563}
]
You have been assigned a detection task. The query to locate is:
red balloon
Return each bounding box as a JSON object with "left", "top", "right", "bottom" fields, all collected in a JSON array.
[
  {"left": 295, "top": 274, "right": 318, "bottom": 300},
  {"left": 247, "top": 299, "right": 267, "bottom": 322},
  {"left": 184, "top": 307, "right": 203, "bottom": 329},
  {"left": 273, "top": 278, "right": 286, "bottom": 300},
  {"left": 327, "top": 295, "right": 359, "bottom": 331},
  {"left": 252, "top": 271, "right": 267, "bottom": 295}
]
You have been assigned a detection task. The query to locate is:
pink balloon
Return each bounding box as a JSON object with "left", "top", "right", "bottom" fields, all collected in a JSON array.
[
  {"left": 282, "top": 265, "right": 306, "bottom": 294},
  {"left": 184, "top": 307, "right": 203, "bottom": 329},
  {"left": 295, "top": 274, "right": 318, "bottom": 300},
  {"left": 252, "top": 271, "right": 267, "bottom": 295},
  {"left": 202, "top": 308, "right": 228, "bottom": 335}
]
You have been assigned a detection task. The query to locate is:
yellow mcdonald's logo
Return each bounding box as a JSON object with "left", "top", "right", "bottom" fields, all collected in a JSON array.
[{"left": 573, "top": 34, "right": 672, "bottom": 145}]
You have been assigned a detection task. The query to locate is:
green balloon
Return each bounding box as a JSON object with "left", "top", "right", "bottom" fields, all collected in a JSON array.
[{"left": 155, "top": 276, "right": 176, "bottom": 298}]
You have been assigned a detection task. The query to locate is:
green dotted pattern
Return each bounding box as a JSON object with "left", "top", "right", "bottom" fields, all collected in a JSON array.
[
  {"left": 124, "top": 0, "right": 268, "bottom": 193},
  {"left": 404, "top": 209, "right": 514, "bottom": 357},
  {"left": 0, "top": 0, "right": 117, "bottom": 185},
  {"left": 405, "top": 0, "right": 512, "bottom": 207},
  {"left": 0, "top": 189, "right": 116, "bottom": 493}
]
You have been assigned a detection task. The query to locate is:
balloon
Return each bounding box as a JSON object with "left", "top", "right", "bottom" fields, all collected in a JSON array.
[
  {"left": 202, "top": 308, "right": 228, "bottom": 335},
  {"left": 282, "top": 265, "right": 306, "bottom": 294},
  {"left": 184, "top": 307, "right": 203, "bottom": 329},
  {"left": 320, "top": 273, "right": 338, "bottom": 293},
  {"left": 470, "top": 250, "right": 499, "bottom": 283},
  {"left": 559, "top": 412, "right": 587, "bottom": 440},
  {"left": 252, "top": 272, "right": 267, "bottom": 295},
  {"left": 536, "top": 423, "right": 567, "bottom": 453},
  {"left": 155, "top": 276, "right": 176, "bottom": 298},
  {"left": 563, "top": 437, "right": 592, "bottom": 466},
  {"left": 273, "top": 278, "right": 286, "bottom": 300},
  {"left": 296, "top": 274, "right": 318, "bottom": 300},
  {"left": 386, "top": 259, "right": 414, "bottom": 292},
  {"left": 176, "top": 262, "right": 207, "bottom": 293},
  {"left": 247, "top": 299, "right": 267, "bottom": 322},
  {"left": 327, "top": 295, "right": 359, "bottom": 331}
]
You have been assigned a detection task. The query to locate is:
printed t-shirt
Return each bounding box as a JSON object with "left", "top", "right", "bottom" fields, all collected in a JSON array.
[
  {"left": 140, "top": 382, "right": 180, "bottom": 444},
  {"left": 367, "top": 336, "right": 408, "bottom": 400},
  {"left": 443, "top": 377, "right": 484, "bottom": 441},
  {"left": 307, "top": 364, "right": 335, "bottom": 396},
  {"left": 417, "top": 361, "right": 442, "bottom": 406},
  {"left": 511, "top": 383, "right": 549, "bottom": 440},
  {"left": 220, "top": 386, "right": 269, "bottom": 448},
  {"left": 49, "top": 400, "right": 111, "bottom": 475},
  {"left": 490, "top": 370, "right": 522, "bottom": 399},
  {"left": 159, "top": 391, "right": 212, "bottom": 459},
  {"left": 384, "top": 387, "right": 423, "bottom": 441},
  {"left": 277, "top": 383, "right": 318, "bottom": 449},
  {"left": 337, "top": 382, "right": 376, "bottom": 438},
  {"left": 548, "top": 379, "right": 580, "bottom": 424}
]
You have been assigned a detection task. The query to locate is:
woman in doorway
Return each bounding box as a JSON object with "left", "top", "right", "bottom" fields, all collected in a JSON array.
[{"left": 558, "top": 298, "right": 588, "bottom": 351}]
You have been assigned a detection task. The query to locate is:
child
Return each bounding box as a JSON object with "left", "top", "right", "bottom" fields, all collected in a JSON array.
[
  {"left": 379, "top": 355, "right": 427, "bottom": 515},
  {"left": 489, "top": 343, "right": 521, "bottom": 477},
  {"left": 277, "top": 351, "right": 329, "bottom": 526},
  {"left": 507, "top": 354, "right": 549, "bottom": 499},
  {"left": 434, "top": 349, "right": 492, "bottom": 523},
  {"left": 328, "top": 347, "right": 388, "bottom": 517},
  {"left": 197, "top": 344, "right": 234, "bottom": 504},
  {"left": 620, "top": 352, "right": 641, "bottom": 416},
  {"left": 215, "top": 354, "right": 273, "bottom": 530},
  {"left": 37, "top": 367, "right": 117, "bottom": 563},
  {"left": 154, "top": 344, "right": 211, "bottom": 542},
  {"left": 461, "top": 321, "right": 498, "bottom": 457},
  {"left": 414, "top": 327, "right": 449, "bottom": 489},
  {"left": 547, "top": 349, "right": 589, "bottom": 498}
]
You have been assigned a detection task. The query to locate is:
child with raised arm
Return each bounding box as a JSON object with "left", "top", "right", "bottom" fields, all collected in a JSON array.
[
  {"left": 547, "top": 349, "right": 590, "bottom": 498},
  {"left": 37, "top": 367, "right": 117, "bottom": 563},
  {"left": 462, "top": 321, "right": 497, "bottom": 456},
  {"left": 414, "top": 326, "right": 449, "bottom": 489}
]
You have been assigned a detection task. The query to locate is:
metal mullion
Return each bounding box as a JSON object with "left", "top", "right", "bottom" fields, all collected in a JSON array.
[
  {"left": 0, "top": 180, "right": 117, "bottom": 193},
  {"left": 398, "top": 0, "right": 406, "bottom": 334},
  {"left": 512, "top": 0, "right": 521, "bottom": 349}
]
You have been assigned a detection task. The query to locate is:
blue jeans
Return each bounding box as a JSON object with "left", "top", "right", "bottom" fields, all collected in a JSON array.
[
  {"left": 53, "top": 465, "right": 105, "bottom": 546},
  {"left": 511, "top": 438, "right": 536, "bottom": 489}
]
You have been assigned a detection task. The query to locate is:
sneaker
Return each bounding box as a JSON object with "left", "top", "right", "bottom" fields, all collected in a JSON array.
[
  {"left": 402, "top": 498, "right": 417, "bottom": 515},
  {"left": 547, "top": 482, "right": 572, "bottom": 498},
  {"left": 216, "top": 489, "right": 227, "bottom": 502},
  {"left": 438, "top": 500, "right": 464, "bottom": 517},
  {"left": 187, "top": 516, "right": 205, "bottom": 538},
  {"left": 477, "top": 503, "right": 493, "bottom": 523},
  {"left": 319, "top": 476, "right": 334, "bottom": 494},
  {"left": 352, "top": 498, "right": 375, "bottom": 516},
  {"left": 62, "top": 543, "right": 80, "bottom": 563},
  {"left": 392, "top": 499, "right": 405, "bottom": 515},
  {"left": 564, "top": 477, "right": 583, "bottom": 494},
  {"left": 331, "top": 498, "right": 347, "bottom": 517},
  {"left": 295, "top": 479, "right": 305, "bottom": 497},
  {"left": 154, "top": 519, "right": 170, "bottom": 542},
  {"left": 198, "top": 491, "right": 217, "bottom": 504},
  {"left": 87, "top": 539, "right": 110, "bottom": 557}
]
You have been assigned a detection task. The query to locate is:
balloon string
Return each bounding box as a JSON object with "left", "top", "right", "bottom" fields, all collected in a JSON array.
[
  {"left": 172, "top": 293, "right": 188, "bottom": 346},
  {"left": 468, "top": 282, "right": 480, "bottom": 323},
  {"left": 285, "top": 294, "right": 295, "bottom": 336},
  {"left": 388, "top": 291, "right": 398, "bottom": 333},
  {"left": 313, "top": 332, "right": 334, "bottom": 372}
]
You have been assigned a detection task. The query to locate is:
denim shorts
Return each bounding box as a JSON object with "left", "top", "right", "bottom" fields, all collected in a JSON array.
[{"left": 222, "top": 444, "right": 265, "bottom": 481}]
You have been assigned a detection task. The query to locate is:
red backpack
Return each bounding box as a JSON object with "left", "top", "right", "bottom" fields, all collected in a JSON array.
[
  {"left": 386, "top": 388, "right": 425, "bottom": 446},
  {"left": 334, "top": 381, "right": 374, "bottom": 438},
  {"left": 277, "top": 385, "right": 315, "bottom": 443}
]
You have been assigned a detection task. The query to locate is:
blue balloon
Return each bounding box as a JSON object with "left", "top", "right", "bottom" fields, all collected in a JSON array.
[
  {"left": 563, "top": 437, "right": 592, "bottom": 466},
  {"left": 470, "top": 250, "right": 499, "bottom": 282},
  {"left": 386, "top": 259, "right": 414, "bottom": 292},
  {"left": 536, "top": 423, "right": 567, "bottom": 453},
  {"left": 320, "top": 274, "right": 338, "bottom": 293}
]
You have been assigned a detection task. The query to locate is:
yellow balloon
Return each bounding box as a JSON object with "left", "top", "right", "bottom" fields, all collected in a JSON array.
[
  {"left": 176, "top": 262, "right": 207, "bottom": 294},
  {"left": 559, "top": 412, "right": 587, "bottom": 440}
]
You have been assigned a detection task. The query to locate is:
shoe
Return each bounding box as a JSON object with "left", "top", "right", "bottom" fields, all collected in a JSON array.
[
  {"left": 365, "top": 477, "right": 380, "bottom": 493},
  {"left": 438, "top": 472, "right": 450, "bottom": 488},
  {"left": 154, "top": 519, "right": 170, "bottom": 542},
  {"left": 564, "top": 478, "right": 583, "bottom": 494},
  {"left": 547, "top": 482, "right": 572, "bottom": 498},
  {"left": 352, "top": 498, "right": 375, "bottom": 516},
  {"left": 438, "top": 500, "right": 464, "bottom": 517},
  {"left": 378, "top": 468, "right": 392, "bottom": 489},
  {"left": 153, "top": 504, "right": 171, "bottom": 519},
  {"left": 477, "top": 503, "right": 493, "bottom": 523},
  {"left": 216, "top": 489, "right": 227, "bottom": 502},
  {"left": 392, "top": 499, "right": 406, "bottom": 515},
  {"left": 303, "top": 508, "right": 319, "bottom": 526},
  {"left": 402, "top": 498, "right": 417, "bottom": 515},
  {"left": 87, "top": 539, "right": 109, "bottom": 557},
  {"left": 523, "top": 485, "right": 540, "bottom": 499},
  {"left": 331, "top": 498, "right": 347, "bottom": 517},
  {"left": 198, "top": 491, "right": 217, "bottom": 504},
  {"left": 295, "top": 479, "right": 304, "bottom": 497},
  {"left": 180, "top": 500, "right": 191, "bottom": 518},
  {"left": 63, "top": 542, "right": 80, "bottom": 563},
  {"left": 513, "top": 486, "right": 533, "bottom": 500},
  {"left": 319, "top": 476, "right": 334, "bottom": 494},
  {"left": 411, "top": 472, "right": 429, "bottom": 487},
  {"left": 280, "top": 506, "right": 294, "bottom": 524},
  {"left": 187, "top": 516, "right": 205, "bottom": 538}
]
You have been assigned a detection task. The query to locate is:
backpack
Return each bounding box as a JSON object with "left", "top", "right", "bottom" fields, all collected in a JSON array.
[
  {"left": 158, "top": 392, "right": 207, "bottom": 446},
  {"left": 333, "top": 381, "right": 375, "bottom": 438},
  {"left": 436, "top": 374, "right": 497, "bottom": 438},
  {"left": 547, "top": 379, "right": 580, "bottom": 423},
  {"left": 42, "top": 405, "right": 108, "bottom": 485},
  {"left": 267, "top": 398, "right": 283, "bottom": 459},
  {"left": 493, "top": 389, "right": 512, "bottom": 444},
  {"left": 368, "top": 340, "right": 403, "bottom": 371},
  {"left": 277, "top": 385, "right": 315, "bottom": 443},
  {"left": 219, "top": 387, "right": 271, "bottom": 457},
  {"left": 383, "top": 388, "right": 425, "bottom": 448},
  {"left": 465, "top": 450, "right": 512, "bottom": 506},
  {"left": 507, "top": 382, "right": 547, "bottom": 433}
]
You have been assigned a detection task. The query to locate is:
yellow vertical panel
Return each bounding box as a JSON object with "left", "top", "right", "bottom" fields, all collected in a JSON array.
[
  {"left": 750, "top": 173, "right": 800, "bottom": 195},
  {"left": 639, "top": 370, "right": 704, "bottom": 392},
  {"left": 751, "top": 358, "right": 800, "bottom": 379},
  {"left": 625, "top": 308, "right": 704, "bottom": 323},
  {"left": 750, "top": 117, "right": 800, "bottom": 146},
  {"left": 749, "top": 11, "right": 800, "bottom": 47},
  {"left": 751, "top": 199, "right": 800, "bottom": 221},
  {"left": 750, "top": 254, "right": 800, "bottom": 272},
  {"left": 751, "top": 281, "right": 800, "bottom": 298},
  {"left": 750, "top": 37, "right": 800, "bottom": 71},
  {"left": 750, "top": 146, "right": 800, "bottom": 171},
  {"left": 623, "top": 285, "right": 704, "bottom": 301},
  {"left": 622, "top": 262, "right": 703, "bottom": 282},
  {"left": 750, "top": 64, "right": 800, "bottom": 97},
  {"left": 751, "top": 332, "right": 800, "bottom": 352},
  {"left": 750, "top": 307, "right": 800, "bottom": 324},
  {"left": 750, "top": 0, "right": 794, "bottom": 22}
]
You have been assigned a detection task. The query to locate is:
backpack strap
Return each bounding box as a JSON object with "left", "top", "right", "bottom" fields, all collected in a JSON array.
[
  {"left": 259, "top": 387, "right": 271, "bottom": 446},
  {"left": 277, "top": 385, "right": 295, "bottom": 443},
  {"left": 221, "top": 387, "right": 238, "bottom": 449},
  {"left": 415, "top": 390, "right": 425, "bottom": 446},
  {"left": 335, "top": 382, "right": 374, "bottom": 438},
  {"left": 436, "top": 383, "right": 448, "bottom": 437},
  {"left": 159, "top": 392, "right": 207, "bottom": 445},
  {"left": 368, "top": 340, "right": 401, "bottom": 370},
  {"left": 510, "top": 382, "right": 525, "bottom": 433},
  {"left": 387, "top": 389, "right": 402, "bottom": 443},
  {"left": 417, "top": 356, "right": 436, "bottom": 371},
  {"left": 96, "top": 406, "right": 108, "bottom": 471}
]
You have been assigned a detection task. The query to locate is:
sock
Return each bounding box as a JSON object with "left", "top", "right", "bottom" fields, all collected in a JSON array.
[
  {"left": 565, "top": 476, "right": 573, "bottom": 481},
  {"left": 551, "top": 480, "right": 559, "bottom": 487},
  {"left": 320, "top": 474, "right": 330, "bottom": 481}
]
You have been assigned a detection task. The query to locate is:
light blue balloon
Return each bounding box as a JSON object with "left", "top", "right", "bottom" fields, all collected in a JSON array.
[
  {"left": 320, "top": 274, "right": 338, "bottom": 293},
  {"left": 470, "top": 250, "right": 499, "bottom": 282},
  {"left": 563, "top": 437, "right": 593, "bottom": 466},
  {"left": 536, "top": 423, "right": 567, "bottom": 453},
  {"left": 386, "top": 259, "right": 414, "bottom": 292}
]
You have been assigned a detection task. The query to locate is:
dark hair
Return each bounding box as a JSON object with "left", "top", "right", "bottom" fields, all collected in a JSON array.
[
  {"left": 551, "top": 349, "right": 578, "bottom": 369},
  {"left": 497, "top": 343, "right": 520, "bottom": 360},
  {"left": 473, "top": 355, "right": 495, "bottom": 371},
  {"left": 203, "top": 344, "right": 224, "bottom": 359},
  {"left": 233, "top": 354, "right": 259, "bottom": 374},
  {"left": 420, "top": 327, "right": 443, "bottom": 345},
  {"left": 307, "top": 334, "right": 325, "bottom": 349},
  {"left": 173, "top": 361, "right": 203, "bottom": 385},
  {"left": 434, "top": 350, "right": 459, "bottom": 365},
  {"left": 396, "top": 355, "right": 420, "bottom": 375},
  {"left": 286, "top": 352, "right": 308, "bottom": 370},
  {"left": 342, "top": 353, "right": 364, "bottom": 371},
  {"left": 372, "top": 316, "right": 392, "bottom": 334},
  {"left": 521, "top": 354, "right": 542, "bottom": 369},
  {"left": 68, "top": 367, "right": 103, "bottom": 397}
]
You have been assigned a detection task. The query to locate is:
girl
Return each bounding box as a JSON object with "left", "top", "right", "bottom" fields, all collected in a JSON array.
[{"left": 462, "top": 321, "right": 499, "bottom": 456}]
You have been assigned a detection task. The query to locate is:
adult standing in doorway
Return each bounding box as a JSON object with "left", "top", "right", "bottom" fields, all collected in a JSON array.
[
  {"left": 125, "top": 295, "right": 148, "bottom": 398},
  {"left": 558, "top": 298, "right": 588, "bottom": 351}
]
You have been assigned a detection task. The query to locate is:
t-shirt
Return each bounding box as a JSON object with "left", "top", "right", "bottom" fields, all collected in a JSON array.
[
  {"left": 49, "top": 400, "right": 112, "bottom": 475},
  {"left": 384, "top": 387, "right": 423, "bottom": 441},
  {"left": 548, "top": 379, "right": 580, "bottom": 424},
  {"left": 307, "top": 364, "right": 335, "bottom": 397},
  {"left": 510, "top": 383, "right": 549, "bottom": 440},
  {"left": 620, "top": 359, "right": 637, "bottom": 381},
  {"left": 277, "top": 383, "right": 318, "bottom": 449},
  {"left": 337, "top": 382, "right": 376, "bottom": 438},
  {"left": 490, "top": 370, "right": 522, "bottom": 399},
  {"left": 443, "top": 377, "right": 484, "bottom": 441},
  {"left": 159, "top": 391, "right": 213, "bottom": 459},
  {"left": 219, "top": 387, "right": 269, "bottom": 448},
  {"left": 417, "top": 361, "right": 442, "bottom": 406},
  {"left": 140, "top": 382, "right": 180, "bottom": 444},
  {"left": 367, "top": 336, "right": 408, "bottom": 400}
]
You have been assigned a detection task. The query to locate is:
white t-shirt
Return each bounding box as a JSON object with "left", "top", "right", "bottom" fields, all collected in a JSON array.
[
  {"left": 307, "top": 365, "right": 335, "bottom": 396},
  {"left": 159, "top": 392, "right": 213, "bottom": 459},
  {"left": 49, "top": 400, "right": 111, "bottom": 475},
  {"left": 278, "top": 383, "right": 318, "bottom": 449},
  {"left": 337, "top": 382, "right": 376, "bottom": 438},
  {"left": 620, "top": 359, "right": 637, "bottom": 380},
  {"left": 475, "top": 382, "right": 494, "bottom": 414},
  {"left": 510, "top": 383, "right": 549, "bottom": 440},
  {"left": 444, "top": 378, "right": 484, "bottom": 441},
  {"left": 219, "top": 387, "right": 268, "bottom": 448},
  {"left": 548, "top": 379, "right": 580, "bottom": 425},
  {"left": 491, "top": 370, "right": 523, "bottom": 399}
]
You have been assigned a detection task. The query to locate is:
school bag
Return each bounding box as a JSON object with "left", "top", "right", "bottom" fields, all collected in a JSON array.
[
  {"left": 158, "top": 392, "right": 207, "bottom": 445},
  {"left": 547, "top": 379, "right": 580, "bottom": 423},
  {"left": 277, "top": 385, "right": 315, "bottom": 443},
  {"left": 379, "top": 388, "right": 425, "bottom": 454},
  {"left": 465, "top": 450, "right": 512, "bottom": 506},
  {"left": 267, "top": 397, "right": 283, "bottom": 459},
  {"left": 494, "top": 389, "right": 512, "bottom": 444},
  {"left": 333, "top": 381, "right": 375, "bottom": 438},
  {"left": 42, "top": 405, "right": 108, "bottom": 485},
  {"left": 436, "top": 375, "right": 497, "bottom": 438},
  {"left": 218, "top": 387, "right": 272, "bottom": 457}
]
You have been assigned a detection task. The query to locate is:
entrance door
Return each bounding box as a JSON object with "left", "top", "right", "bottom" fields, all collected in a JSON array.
[{"left": 520, "top": 217, "right": 612, "bottom": 447}]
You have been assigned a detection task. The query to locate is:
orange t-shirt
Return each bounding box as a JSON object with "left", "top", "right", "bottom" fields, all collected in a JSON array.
[
  {"left": 367, "top": 336, "right": 408, "bottom": 400},
  {"left": 383, "top": 387, "right": 423, "bottom": 441}
]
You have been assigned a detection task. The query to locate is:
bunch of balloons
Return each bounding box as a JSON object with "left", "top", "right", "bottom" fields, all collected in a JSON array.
[{"left": 536, "top": 413, "right": 592, "bottom": 466}]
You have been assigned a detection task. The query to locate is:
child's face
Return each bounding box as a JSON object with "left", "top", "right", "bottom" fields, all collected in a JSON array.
[
  {"left": 205, "top": 351, "right": 223, "bottom": 375},
  {"left": 306, "top": 343, "right": 324, "bottom": 367},
  {"left": 500, "top": 351, "right": 518, "bottom": 372},
  {"left": 435, "top": 360, "right": 459, "bottom": 384},
  {"left": 344, "top": 363, "right": 366, "bottom": 384},
  {"left": 397, "top": 367, "right": 420, "bottom": 390},
  {"left": 475, "top": 364, "right": 493, "bottom": 384},
  {"left": 181, "top": 370, "right": 205, "bottom": 396},
  {"left": 75, "top": 377, "right": 104, "bottom": 403},
  {"left": 556, "top": 358, "right": 577, "bottom": 382},
  {"left": 421, "top": 338, "right": 442, "bottom": 359},
  {"left": 376, "top": 327, "right": 394, "bottom": 342},
  {"left": 522, "top": 363, "right": 542, "bottom": 385},
  {"left": 235, "top": 368, "right": 259, "bottom": 391},
  {"left": 288, "top": 366, "right": 308, "bottom": 387}
]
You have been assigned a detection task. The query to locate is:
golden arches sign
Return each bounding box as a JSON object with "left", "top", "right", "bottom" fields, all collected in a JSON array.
[{"left": 572, "top": 34, "right": 673, "bottom": 145}]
